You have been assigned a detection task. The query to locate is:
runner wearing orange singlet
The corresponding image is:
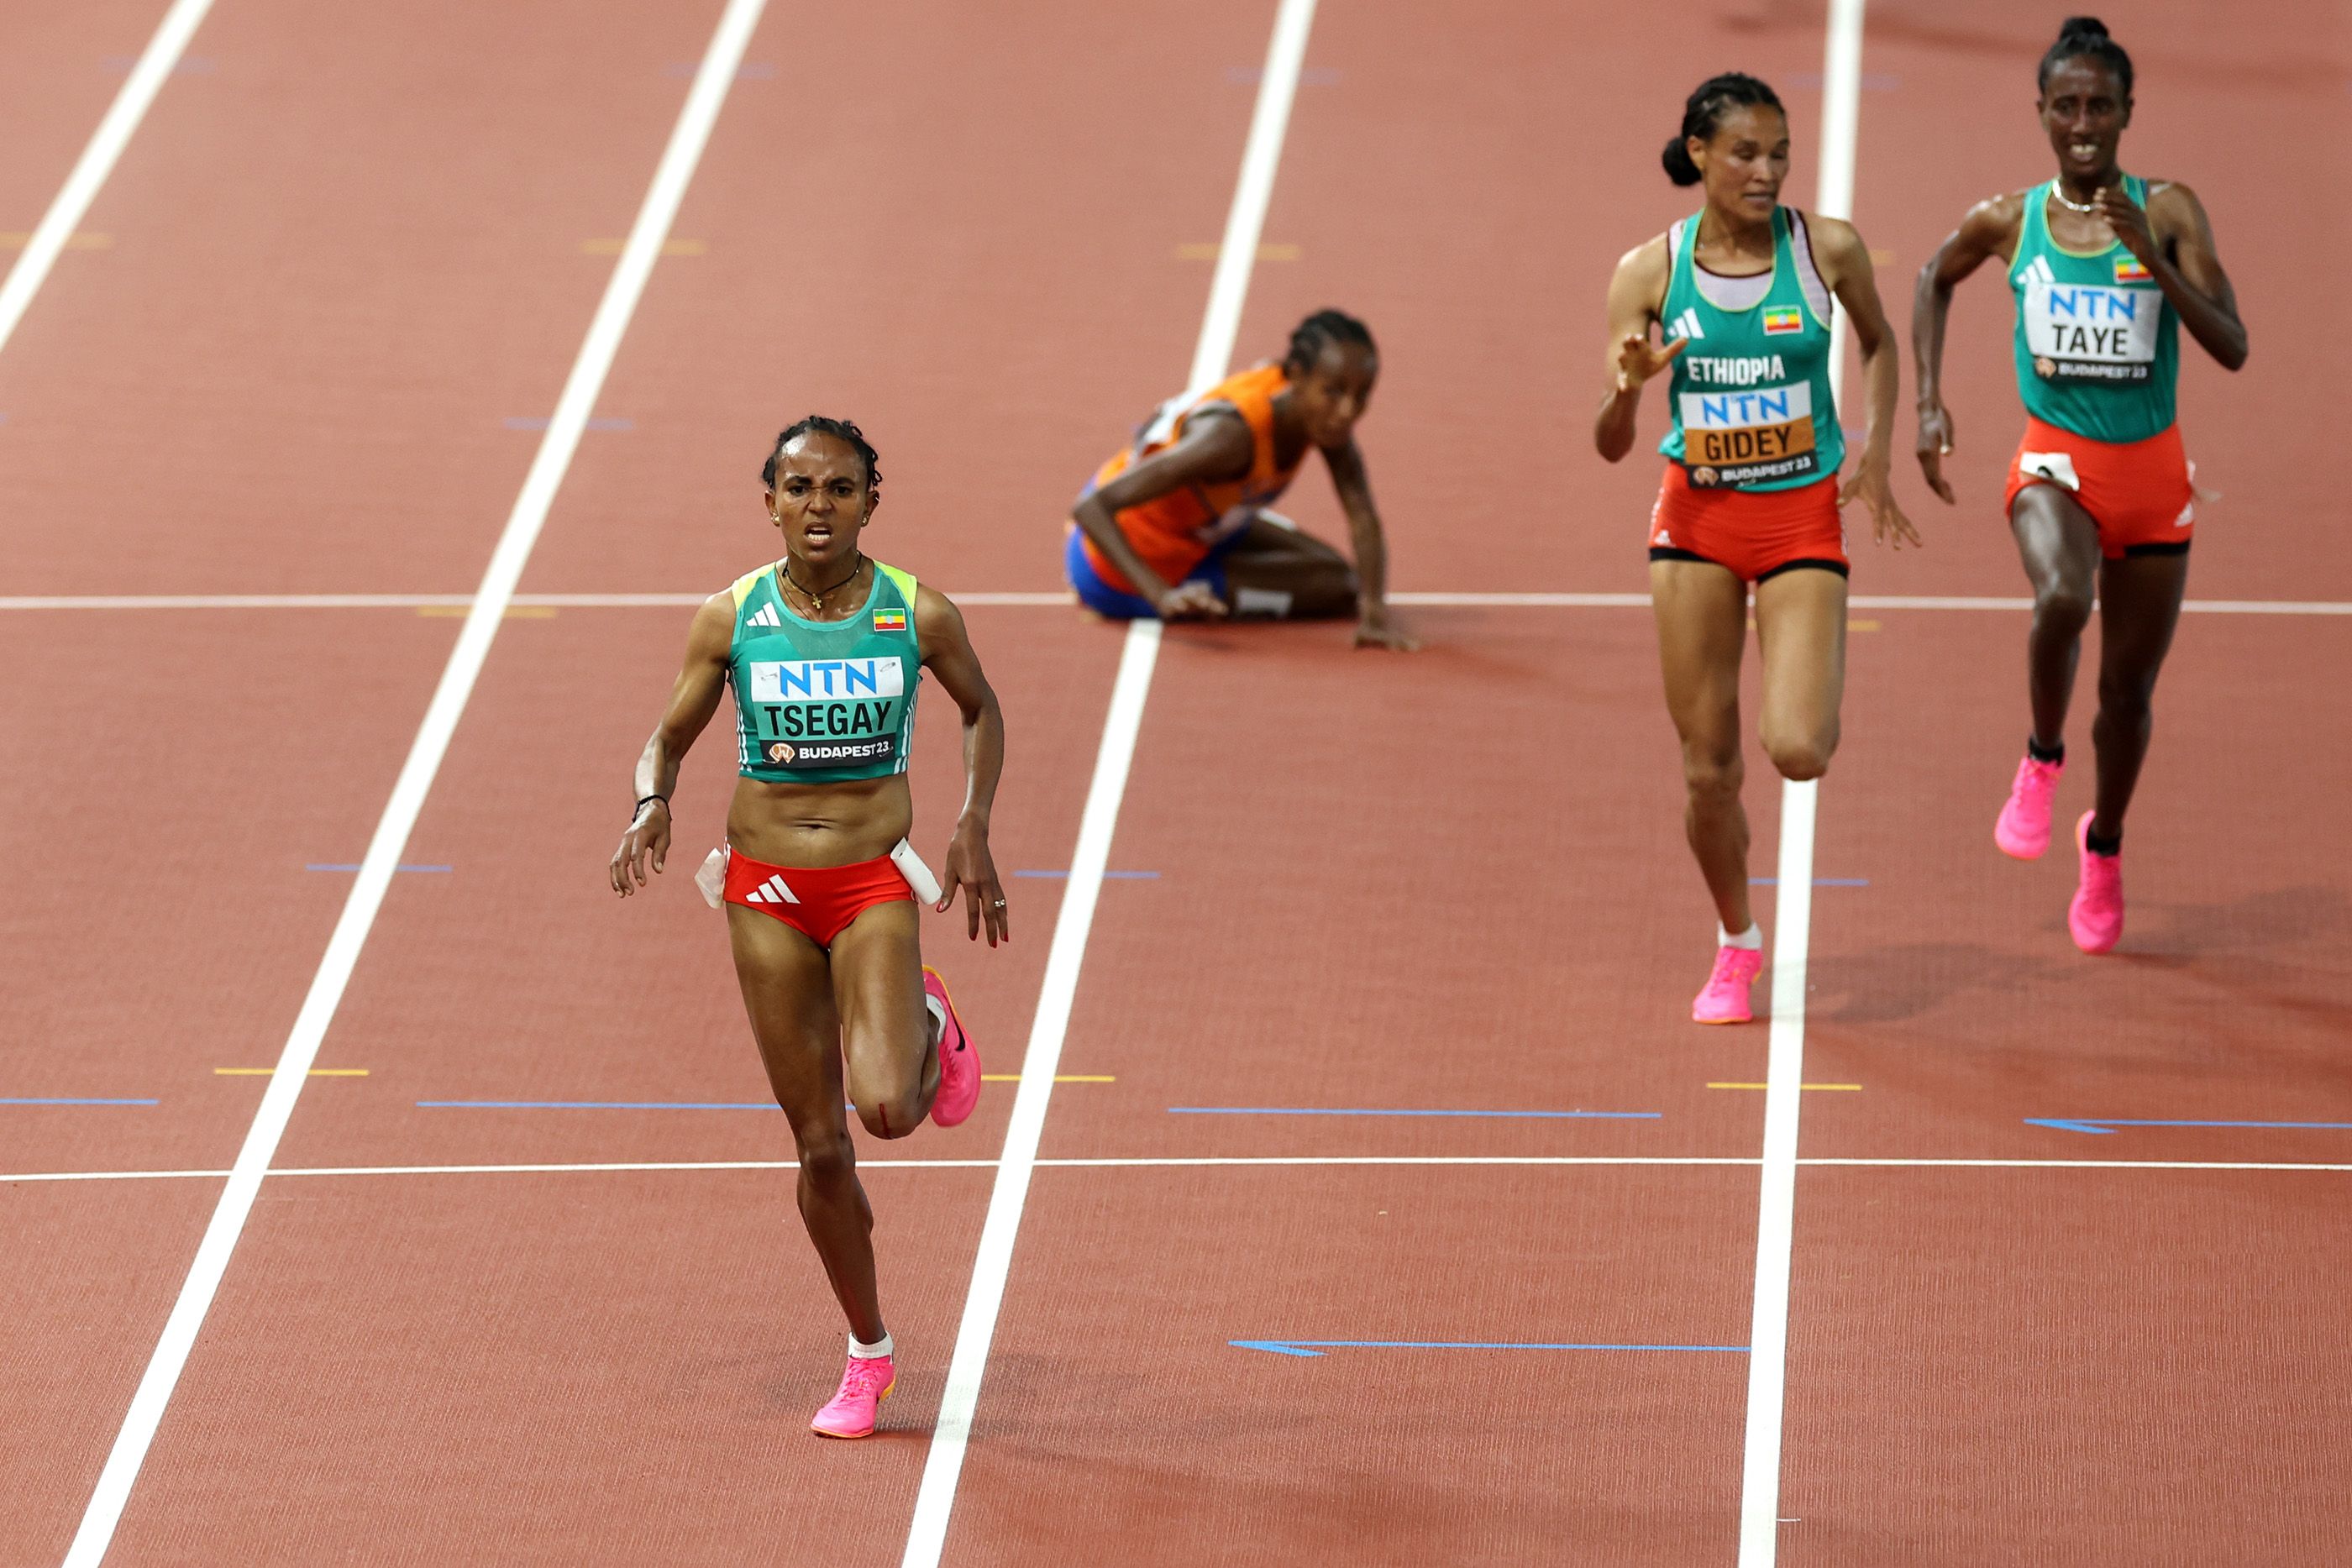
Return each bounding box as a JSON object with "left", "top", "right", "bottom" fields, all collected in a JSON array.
[{"left": 1066, "top": 308, "right": 1417, "bottom": 650}]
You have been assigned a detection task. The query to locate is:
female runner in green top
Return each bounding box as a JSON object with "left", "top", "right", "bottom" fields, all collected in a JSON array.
[
  {"left": 1597, "top": 72, "right": 1916, "bottom": 1024},
  {"left": 607, "top": 417, "right": 1008, "bottom": 1436},
  {"left": 1914, "top": 16, "right": 2245, "bottom": 952}
]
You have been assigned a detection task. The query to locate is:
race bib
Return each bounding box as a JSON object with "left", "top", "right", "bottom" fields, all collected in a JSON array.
[
  {"left": 744, "top": 658, "right": 904, "bottom": 768},
  {"left": 1677, "top": 382, "right": 1819, "bottom": 487},
  {"left": 2024, "top": 281, "right": 2159, "bottom": 381}
]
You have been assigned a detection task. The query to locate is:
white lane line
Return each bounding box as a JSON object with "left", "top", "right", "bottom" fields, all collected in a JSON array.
[
  {"left": 0, "top": 0, "right": 213, "bottom": 363},
  {"left": 16, "top": 1155, "right": 2352, "bottom": 1186},
  {"left": 6, "top": 590, "right": 2345, "bottom": 615},
  {"left": 900, "top": 4, "right": 1316, "bottom": 1562},
  {"left": 55, "top": 6, "right": 769, "bottom": 1561},
  {"left": 1737, "top": 3, "right": 1865, "bottom": 1564}
]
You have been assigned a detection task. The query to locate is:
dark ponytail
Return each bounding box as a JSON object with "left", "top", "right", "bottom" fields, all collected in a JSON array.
[
  {"left": 2039, "top": 16, "right": 2133, "bottom": 97},
  {"left": 1662, "top": 73, "right": 1785, "bottom": 186}
]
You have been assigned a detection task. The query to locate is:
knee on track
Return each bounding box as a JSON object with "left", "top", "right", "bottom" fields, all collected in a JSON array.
[
  {"left": 796, "top": 1134, "right": 858, "bottom": 1184},
  {"left": 2032, "top": 584, "right": 2094, "bottom": 634},
  {"left": 1681, "top": 751, "right": 1744, "bottom": 801},
  {"left": 1762, "top": 732, "right": 1837, "bottom": 783}
]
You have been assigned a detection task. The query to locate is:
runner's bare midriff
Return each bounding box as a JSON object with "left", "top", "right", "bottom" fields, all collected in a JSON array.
[{"left": 728, "top": 773, "right": 914, "bottom": 869}]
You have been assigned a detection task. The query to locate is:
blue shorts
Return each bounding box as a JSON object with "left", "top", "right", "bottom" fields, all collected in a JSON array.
[{"left": 1063, "top": 524, "right": 1233, "bottom": 620}]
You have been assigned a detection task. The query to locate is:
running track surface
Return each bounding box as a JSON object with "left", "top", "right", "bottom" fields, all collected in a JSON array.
[{"left": 3, "top": 2, "right": 2347, "bottom": 1564}]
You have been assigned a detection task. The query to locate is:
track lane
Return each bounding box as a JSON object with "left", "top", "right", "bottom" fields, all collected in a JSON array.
[
  {"left": 955, "top": 1, "right": 1839, "bottom": 1560},
  {"left": 1, "top": 2, "right": 736, "bottom": 1555},
  {"left": 101, "top": 2, "right": 1285, "bottom": 1559}
]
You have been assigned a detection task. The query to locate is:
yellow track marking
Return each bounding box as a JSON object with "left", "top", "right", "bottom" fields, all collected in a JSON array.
[
  {"left": 215, "top": 1067, "right": 370, "bottom": 1077},
  {"left": 980, "top": 1074, "right": 1114, "bottom": 1083}
]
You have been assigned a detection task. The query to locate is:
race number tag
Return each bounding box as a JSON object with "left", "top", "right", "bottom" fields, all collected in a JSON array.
[
  {"left": 2023, "top": 281, "right": 2159, "bottom": 382},
  {"left": 744, "top": 658, "right": 904, "bottom": 769},
  {"left": 1677, "top": 383, "right": 1819, "bottom": 488}
]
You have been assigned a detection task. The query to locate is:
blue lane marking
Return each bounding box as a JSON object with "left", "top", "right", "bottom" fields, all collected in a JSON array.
[
  {"left": 1013, "top": 869, "right": 1161, "bottom": 879},
  {"left": 418, "top": 1099, "right": 774, "bottom": 1110},
  {"left": 307, "top": 863, "right": 453, "bottom": 873},
  {"left": 2, "top": 1097, "right": 158, "bottom": 1106},
  {"left": 1169, "top": 1107, "right": 1659, "bottom": 1120},
  {"left": 1750, "top": 877, "right": 1868, "bottom": 886},
  {"left": 1233, "top": 1339, "right": 1746, "bottom": 1358},
  {"left": 504, "top": 416, "right": 633, "bottom": 433},
  {"left": 2027, "top": 1117, "right": 2352, "bottom": 1136}
]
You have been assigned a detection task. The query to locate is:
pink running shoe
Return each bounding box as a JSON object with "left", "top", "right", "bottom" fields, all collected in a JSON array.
[
  {"left": 1692, "top": 946, "right": 1764, "bottom": 1025},
  {"left": 1994, "top": 753, "right": 2066, "bottom": 859},
  {"left": 810, "top": 1353, "right": 895, "bottom": 1439},
  {"left": 2068, "top": 810, "right": 2124, "bottom": 954},
  {"left": 923, "top": 966, "right": 979, "bottom": 1128}
]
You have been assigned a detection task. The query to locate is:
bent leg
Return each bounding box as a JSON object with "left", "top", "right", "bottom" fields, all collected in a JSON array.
[
  {"left": 827, "top": 899, "right": 937, "bottom": 1141},
  {"left": 1752, "top": 566, "right": 1848, "bottom": 782},
  {"left": 2088, "top": 549, "right": 2190, "bottom": 841},
  {"left": 1219, "top": 514, "right": 1359, "bottom": 619},
  {"left": 2010, "top": 485, "right": 2103, "bottom": 752},
  {"left": 1651, "top": 559, "right": 1753, "bottom": 932},
  {"left": 729, "top": 906, "right": 885, "bottom": 1344}
]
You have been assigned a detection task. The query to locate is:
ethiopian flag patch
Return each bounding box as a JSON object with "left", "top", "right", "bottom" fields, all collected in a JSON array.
[
  {"left": 872, "top": 606, "right": 908, "bottom": 632},
  {"left": 2113, "top": 255, "right": 2152, "bottom": 284},
  {"left": 1761, "top": 306, "right": 1804, "bottom": 335}
]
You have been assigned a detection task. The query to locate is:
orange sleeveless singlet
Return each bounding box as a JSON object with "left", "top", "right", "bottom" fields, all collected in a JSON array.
[{"left": 1080, "top": 362, "right": 1306, "bottom": 595}]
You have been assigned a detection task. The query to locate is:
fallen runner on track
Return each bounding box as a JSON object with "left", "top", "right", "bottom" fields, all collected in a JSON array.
[
  {"left": 1914, "top": 15, "right": 2246, "bottom": 954},
  {"left": 1064, "top": 307, "right": 1419, "bottom": 649},
  {"left": 1595, "top": 71, "right": 1918, "bottom": 1025},
  {"left": 609, "top": 416, "right": 1009, "bottom": 1440}
]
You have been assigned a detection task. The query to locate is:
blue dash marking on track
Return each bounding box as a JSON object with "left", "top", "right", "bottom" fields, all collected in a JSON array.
[
  {"left": 2026, "top": 1117, "right": 2352, "bottom": 1136},
  {"left": 1750, "top": 878, "right": 1868, "bottom": 886},
  {"left": 1168, "top": 1107, "right": 1659, "bottom": 1120},
  {"left": 2, "top": 1097, "right": 158, "bottom": 1106},
  {"left": 1014, "top": 869, "right": 1160, "bottom": 879},
  {"left": 418, "top": 1099, "right": 774, "bottom": 1110},
  {"left": 1231, "top": 1339, "right": 1748, "bottom": 1358},
  {"left": 307, "top": 863, "right": 453, "bottom": 873}
]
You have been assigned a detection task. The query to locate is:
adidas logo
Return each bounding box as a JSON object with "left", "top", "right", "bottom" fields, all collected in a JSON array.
[
  {"left": 1669, "top": 307, "right": 1704, "bottom": 342},
  {"left": 747, "top": 602, "right": 781, "bottom": 628},
  {"left": 2021, "top": 254, "right": 2056, "bottom": 286},
  {"left": 742, "top": 873, "right": 799, "bottom": 905}
]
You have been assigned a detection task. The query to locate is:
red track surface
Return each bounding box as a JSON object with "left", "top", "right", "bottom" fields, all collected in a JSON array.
[{"left": 3, "top": 1, "right": 2346, "bottom": 1564}]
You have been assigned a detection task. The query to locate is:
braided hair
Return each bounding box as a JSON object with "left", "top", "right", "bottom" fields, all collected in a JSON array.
[
  {"left": 1662, "top": 73, "right": 1784, "bottom": 186},
  {"left": 2039, "top": 16, "right": 2132, "bottom": 98},
  {"left": 760, "top": 415, "right": 882, "bottom": 495},
  {"left": 1283, "top": 308, "right": 1376, "bottom": 375}
]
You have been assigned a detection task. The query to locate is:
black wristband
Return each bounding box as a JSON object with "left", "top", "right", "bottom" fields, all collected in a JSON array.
[{"left": 634, "top": 794, "right": 669, "bottom": 815}]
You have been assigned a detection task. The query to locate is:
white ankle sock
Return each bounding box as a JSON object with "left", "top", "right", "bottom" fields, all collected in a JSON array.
[
  {"left": 849, "top": 1332, "right": 894, "bottom": 1360},
  {"left": 924, "top": 993, "right": 946, "bottom": 1046},
  {"left": 1719, "top": 922, "right": 1762, "bottom": 951}
]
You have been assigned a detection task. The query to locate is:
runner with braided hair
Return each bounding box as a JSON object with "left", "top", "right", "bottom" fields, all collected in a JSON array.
[
  {"left": 608, "top": 415, "right": 1009, "bottom": 1439},
  {"left": 1066, "top": 307, "right": 1418, "bottom": 649}
]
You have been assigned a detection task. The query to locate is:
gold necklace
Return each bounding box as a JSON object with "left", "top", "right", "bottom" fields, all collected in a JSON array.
[{"left": 783, "top": 551, "right": 864, "bottom": 612}]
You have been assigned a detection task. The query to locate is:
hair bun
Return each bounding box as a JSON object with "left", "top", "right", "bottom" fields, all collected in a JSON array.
[
  {"left": 1662, "top": 136, "right": 1703, "bottom": 186},
  {"left": 2057, "top": 14, "right": 2109, "bottom": 40}
]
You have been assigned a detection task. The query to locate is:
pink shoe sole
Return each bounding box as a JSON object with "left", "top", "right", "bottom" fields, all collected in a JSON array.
[
  {"left": 1994, "top": 754, "right": 2065, "bottom": 860},
  {"left": 1692, "top": 947, "right": 1764, "bottom": 1025},
  {"left": 924, "top": 966, "right": 980, "bottom": 1128},
  {"left": 2067, "top": 810, "right": 2124, "bottom": 954},
  {"left": 811, "top": 1365, "right": 895, "bottom": 1440}
]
